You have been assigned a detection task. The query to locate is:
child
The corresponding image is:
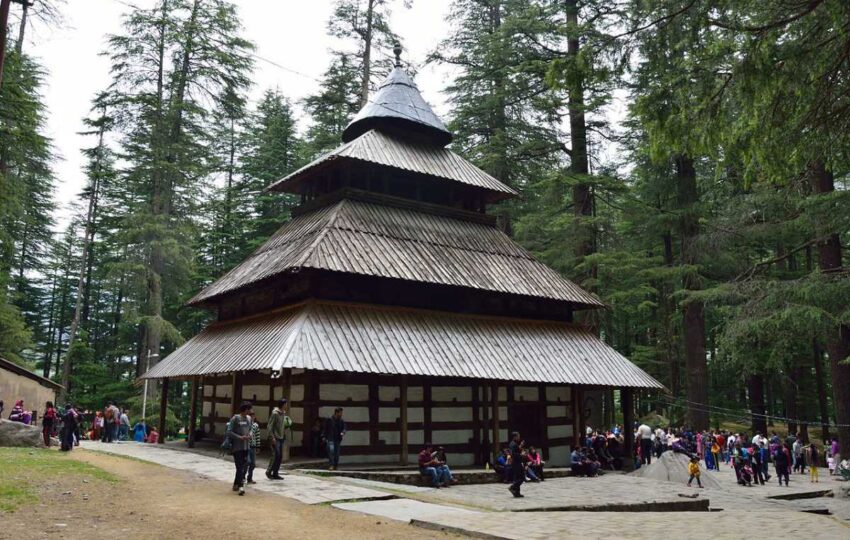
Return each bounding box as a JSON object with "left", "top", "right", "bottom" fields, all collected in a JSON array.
[
  {"left": 807, "top": 443, "right": 820, "bottom": 483},
  {"left": 687, "top": 456, "right": 703, "bottom": 488},
  {"left": 246, "top": 411, "right": 261, "bottom": 484}
]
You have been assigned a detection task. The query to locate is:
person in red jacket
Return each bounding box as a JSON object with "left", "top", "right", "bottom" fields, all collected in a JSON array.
[{"left": 41, "top": 401, "right": 57, "bottom": 447}]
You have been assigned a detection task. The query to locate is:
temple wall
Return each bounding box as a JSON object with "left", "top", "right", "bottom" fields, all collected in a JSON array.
[{"left": 197, "top": 370, "right": 577, "bottom": 467}]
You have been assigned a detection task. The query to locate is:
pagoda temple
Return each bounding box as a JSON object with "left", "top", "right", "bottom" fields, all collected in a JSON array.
[{"left": 142, "top": 46, "right": 662, "bottom": 467}]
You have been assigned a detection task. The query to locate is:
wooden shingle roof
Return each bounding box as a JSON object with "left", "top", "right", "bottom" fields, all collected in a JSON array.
[
  {"left": 266, "top": 129, "right": 517, "bottom": 199},
  {"left": 142, "top": 301, "right": 661, "bottom": 389},
  {"left": 188, "top": 196, "right": 602, "bottom": 308}
]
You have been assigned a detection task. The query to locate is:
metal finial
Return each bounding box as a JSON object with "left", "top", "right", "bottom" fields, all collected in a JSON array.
[{"left": 393, "top": 41, "right": 403, "bottom": 67}]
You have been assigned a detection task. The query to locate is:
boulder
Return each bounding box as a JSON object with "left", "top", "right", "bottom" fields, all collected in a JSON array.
[
  {"left": 630, "top": 450, "right": 724, "bottom": 489},
  {"left": 0, "top": 418, "right": 48, "bottom": 448}
]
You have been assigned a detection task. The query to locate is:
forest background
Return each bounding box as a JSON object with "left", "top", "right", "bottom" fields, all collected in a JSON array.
[{"left": 0, "top": 0, "right": 848, "bottom": 452}]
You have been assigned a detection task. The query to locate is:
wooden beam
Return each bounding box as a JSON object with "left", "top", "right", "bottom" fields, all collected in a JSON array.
[
  {"left": 491, "top": 381, "right": 499, "bottom": 463},
  {"left": 621, "top": 387, "right": 635, "bottom": 471},
  {"left": 187, "top": 376, "right": 199, "bottom": 448},
  {"left": 471, "top": 382, "right": 481, "bottom": 465},
  {"left": 230, "top": 372, "right": 238, "bottom": 415},
  {"left": 423, "top": 382, "right": 432, "bottom": 444},
  {"left": 399, "top": 375, "right": 408, "bottom": 465},
  {"left": 282, "top": 368, "right": 292, "bottom": 461},
  {"left": 158, "top": 378, "right": 169, "bottom": 444},
  {"left": 369, "top": 377, "right": 379, "bottom": 445}
]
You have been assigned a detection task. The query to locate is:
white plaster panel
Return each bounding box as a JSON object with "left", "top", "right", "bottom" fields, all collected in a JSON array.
[
  {"left": 431, "top": 429, "right": 473, "bottom": 445},
  {"left": 202, "top": 401, "right": 211, "bottom": 415},
  {"left": 215, "top": 385, "right": 230, "bottom": 398},
  {"left": 289, "top": 384, "right": 304, "bottom": 402},
  {"left": 321, "top": 383, "right": 369, "bottom": 401},
  {"left": 498, "top": 428, "right": 508, "bottom": 442},
  {"left": 318, "top": 406, "right": 369, "bottom": 422},
  {"left": 379, "top": 430, "right": 399, "bottom": 444},
  {"left": 432, "top": 407, "right": 471, "bottom": 423},
  {"left": 289, "top": 430, "right": 302, "bottom": 446},
  {"left": 546, "top": 386, "right": 571, "bottom": 402},
  {"left": 288, "top": 406, "right": 303, "bottom": 424},
  {"left": 407, "top": 407, "right": 424, "bottom": 423},
  {"left": 498, "top": 387, "right": 506, "bottom": 400},
  {"left": 408, "top": 387, "right": 423, "bottom": 401},
  {"left": 447, "top": 453, "right": 474, "bottom": 466},
  {"left": 242, "top": 384, "right": 268, "bottom": 401},
  {"left": 254, "top": 408, "right": 269, "bottom": 424},
  {"left": 339, "top": 454, "right": 395, "bottom": 465},
  {"left": 379, "top": 407, "right": 400, "bottom": 423},
  {"left": 548, "top": 424, "right": 571, "bottom": 439},
  {"left": 379, "top": 386, "right": 400, "bottom": 401},
  {"left": 432, "top": 386, "right": 471, "bottom": 402},
  {"left": 547, "top": 405, "right": 569, "bottom": 419},
  {"left": 341, "top": 430, "right": 370, "bottom": 446},
  {"left": 408, "top": 430, "right": 424, "bottom": 445},
  {"left": 548, "top": 445, "right": 569, "bottom": 467},
  {"left": 203, "top": 386, "right": 213, "bottom": 397},
  {"left": 514, "top": 386, "right": 538, "bottom": 401},
  {"left": 498, "top": 406, "right": 507, "bottom": 419}
]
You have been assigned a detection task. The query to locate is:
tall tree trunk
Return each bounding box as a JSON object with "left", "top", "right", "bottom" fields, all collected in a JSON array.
[
  {"left": 676, "top": 154, "right": 708, "bottom": 430},
  {"left": 14, "top": 0, "right": 27, "bottom": 55},
  {"left": 41, "top": 267, "right": 59, "bottom": 378},
  {"left": 812, "top": 339, "right": 831, "bottom": 440},
  {"left": 747, "top": 374, "right": 767, "bottom": 435},
  {"left": 59, "top": 125, "right": 105, "bottom": 401},
  {"left": 810, "top": 161, "right": 849, "bottom": 451},
  {"left": 359, "top": 0, "right": 375, "bottom": 109},
  {"left": 784, "top": 367, "right": 798, "bottom": 436}
]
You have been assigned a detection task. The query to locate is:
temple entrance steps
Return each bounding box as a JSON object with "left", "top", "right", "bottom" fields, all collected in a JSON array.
[{"left": 299, "top": 466, "right": 594, "bottom": 486}]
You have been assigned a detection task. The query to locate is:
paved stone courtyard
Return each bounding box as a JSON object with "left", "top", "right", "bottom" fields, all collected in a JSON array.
[{"left": 81, "top": 441, "right": 850, "bottom": 539}]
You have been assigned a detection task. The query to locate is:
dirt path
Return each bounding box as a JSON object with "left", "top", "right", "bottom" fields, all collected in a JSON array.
[{"left": 0, "top": 449, "right": 458, "bottom": 540}]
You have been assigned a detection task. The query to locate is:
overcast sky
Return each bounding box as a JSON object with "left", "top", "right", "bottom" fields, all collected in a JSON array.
[{"left": 25, "top": 0, "right": 454, "bottom": 228}]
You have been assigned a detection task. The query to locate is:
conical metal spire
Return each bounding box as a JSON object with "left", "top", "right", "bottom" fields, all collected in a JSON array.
[{"left": 342, "top": 44, "right": 452, "bottom": 146}]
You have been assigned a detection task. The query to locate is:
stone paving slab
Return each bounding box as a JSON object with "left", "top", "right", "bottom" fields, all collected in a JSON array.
[
  {"left": 79, "top": 441, "right": 392, "bottom": 505},
  {"left": 332, "top": 498, "right": 479, "bottom": 522},
  {"left": 418, "top": 475, "right": 710, "bottom": 512},
  {"left": 411, "top": 509, "right": 850, "bottom": 540},
  {"left": 327, "top": 475, "right": 436, "bottom": 494}
]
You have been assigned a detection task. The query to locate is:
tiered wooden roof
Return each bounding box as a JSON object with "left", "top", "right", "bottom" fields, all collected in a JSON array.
[{"left": 146, "top": 58, "right": 661, "bottom": 390}]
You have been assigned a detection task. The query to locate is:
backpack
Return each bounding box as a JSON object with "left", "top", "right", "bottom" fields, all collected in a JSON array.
[{"left": 219, "top": 417, "right": 235, "bottom": 454}]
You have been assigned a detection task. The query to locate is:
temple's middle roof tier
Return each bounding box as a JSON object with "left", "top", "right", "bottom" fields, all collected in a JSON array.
[{"left": 189, "top": 195, "right": 602, "bottom": 308}]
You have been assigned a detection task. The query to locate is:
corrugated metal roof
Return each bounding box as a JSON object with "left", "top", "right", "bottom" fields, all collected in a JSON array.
[
  {"left": 188, "top": 198, "right": 602, "bottom": 308},
  {"left": 266, "top": 129, "right": 517, "bottom": 198},
  {"left": 141, "top": 301, "right": 662, "bottom": 389},
  {"left": 342, "top": 67, "right": 452, "bottom": 145}
]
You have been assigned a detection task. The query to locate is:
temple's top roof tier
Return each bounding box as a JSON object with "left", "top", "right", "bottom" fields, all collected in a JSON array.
[{"left": 342, "top": 65, "right": 452, "bottom": 147}]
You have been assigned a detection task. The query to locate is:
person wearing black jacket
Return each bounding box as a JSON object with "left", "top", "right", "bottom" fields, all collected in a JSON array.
[
  {"left": 323, "top": 407, "right": 346, "bottom": 470},
  {"left": 508, "top": 432, "right": 525, "bottom": 498}
]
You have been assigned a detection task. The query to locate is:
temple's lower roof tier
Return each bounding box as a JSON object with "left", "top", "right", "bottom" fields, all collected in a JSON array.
[
  {"left": 188, "top": 196, "right": 602, "bottom": 308},
  {"left": 142, "top": 301, "right": 662, "bottom": 389}
]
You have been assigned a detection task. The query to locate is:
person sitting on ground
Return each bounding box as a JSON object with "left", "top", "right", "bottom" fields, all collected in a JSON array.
[
  {"left": 147, "top": 427, "right": 159, "bottom": 444},
  {"left": 132, "top": 420, "right": 146, "bottom": 442},
  {"left": 687, "top": 455, "right": 703, "bottom": 488},
  {"left": 526, "top": 445, "right": 544, "bottom": 481},
  {"left": 418, "top": 442, "right": 456, "bottom": 488},
  {"left": 495, "top": 448, "right": 511, "bottom": 482}
]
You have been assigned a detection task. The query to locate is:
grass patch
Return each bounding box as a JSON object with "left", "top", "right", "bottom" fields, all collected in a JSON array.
[{"left": 0, "top": 447, "right": 117, "bottom": 513}]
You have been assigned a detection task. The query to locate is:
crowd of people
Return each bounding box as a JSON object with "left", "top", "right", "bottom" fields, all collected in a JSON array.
[
  {"left": 634, "top": 424, "right": 841, "bottom": 487},
  {"left": 2, "top": 396, "right": 161, "bottom": 450}
]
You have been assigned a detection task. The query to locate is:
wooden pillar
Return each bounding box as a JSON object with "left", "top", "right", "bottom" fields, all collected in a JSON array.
[
  {"left": 423, "top": 382, "right": 432, "bottom": 444},
  {"left": 571, "top": 385, "right": 580, "bottom": 448},
  {"left": 399, "top": 376, "right": 408, "bottom": 465},
  {"left": 368, "top": 377, "right": 379, "bottom": 446},
  {"left": 303, "top": 370, "right": 319, "bottom": 454},
  {"left": 622, "top": 387, "right": 635, "bottom": 471},
  {"left": 491, "top": 381, "right": 500, "bottom": 462},
  {"left": 538, "top": 383, "right": 548, "bottom": 459},
  {"left": 471, "top": 382, "right": 481, "bottom": 465},
  {"left": 158, "top": 378, "right": 169, "bottom": 444},
  {"left": 187, "top": 376, "right": 199, "bottom": 448},
  {"left": 230, "top": 372, "right": 238, "bottom": 415},
  {"left": 282, "top": 368, "right": 292, "bottom": 461}
]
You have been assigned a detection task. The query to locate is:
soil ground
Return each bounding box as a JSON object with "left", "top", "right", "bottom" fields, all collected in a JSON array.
[{"left": 0, "top": 448, "right": 459, "bottom": 540}]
